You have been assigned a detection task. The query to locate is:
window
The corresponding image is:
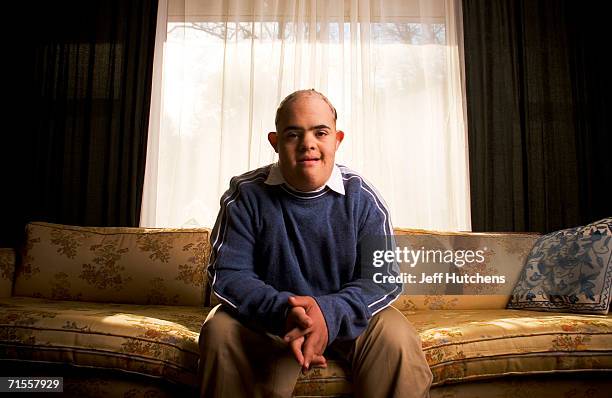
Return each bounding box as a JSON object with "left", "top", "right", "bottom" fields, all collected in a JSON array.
[{"left": 141, "top": 0, "right": 470, "bottom": 231}]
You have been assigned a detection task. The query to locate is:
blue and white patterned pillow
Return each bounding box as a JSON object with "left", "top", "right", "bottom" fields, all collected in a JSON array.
[{"left": 508, "top": 217, "right": 612, "bottom": 314}]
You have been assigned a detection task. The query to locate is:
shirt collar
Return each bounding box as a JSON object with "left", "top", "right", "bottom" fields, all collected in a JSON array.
[{"left": 264, "top": 163, "right": 345, "bottom": 195}]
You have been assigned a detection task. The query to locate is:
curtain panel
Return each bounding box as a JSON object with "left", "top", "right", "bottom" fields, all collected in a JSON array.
[
  {"left": 463, "top": 0, "right": 612, "bottom": 233},
  {"left": 141, "top": 0, "right": 470, "bottom": 231},
  {"left": 4, "top": 0, "right": 159, "bottom": 247}
]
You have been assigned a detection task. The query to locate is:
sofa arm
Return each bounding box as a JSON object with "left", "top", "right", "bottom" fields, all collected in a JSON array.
[{"left": 0, "top": 248, "right": 16, "bottom": 298}]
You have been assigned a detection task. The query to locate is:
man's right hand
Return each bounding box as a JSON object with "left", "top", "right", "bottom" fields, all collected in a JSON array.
[{"left": 284, "top": 297, "right": 329, "bottom": 372}]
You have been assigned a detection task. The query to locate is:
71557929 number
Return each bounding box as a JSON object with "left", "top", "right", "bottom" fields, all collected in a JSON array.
[{"left": 0, "top": 377, "right": 63, "bottom": 392}]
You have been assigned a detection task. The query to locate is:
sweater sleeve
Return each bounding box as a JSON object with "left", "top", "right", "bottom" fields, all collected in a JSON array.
[
  {"left": 314, "top": 185, "right": 402, "bottom": 344},
  {"left": 207, "top": 175, "right": 292, "bottom": 335}
]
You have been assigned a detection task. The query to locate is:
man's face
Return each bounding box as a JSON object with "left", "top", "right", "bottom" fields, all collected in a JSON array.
[{"left": 268, "top": 95, "right": 344, "bottom": 191}]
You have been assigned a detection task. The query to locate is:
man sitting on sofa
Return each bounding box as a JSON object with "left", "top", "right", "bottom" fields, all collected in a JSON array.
[{"left": 199, "top": 89, "right": 433, "bottom": 398}]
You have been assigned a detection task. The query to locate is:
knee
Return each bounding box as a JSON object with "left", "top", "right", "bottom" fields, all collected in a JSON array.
[
  {"left": 199, "top": 307, "right": 238, "bottom": 353},
  {"left": 370, "top": 307, "right": 422, "bottom": 348}
]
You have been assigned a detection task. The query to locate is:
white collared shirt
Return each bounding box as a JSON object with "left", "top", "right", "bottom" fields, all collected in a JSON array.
[{"left": 264, "top": 163, "right": 346, "bottom": 195}]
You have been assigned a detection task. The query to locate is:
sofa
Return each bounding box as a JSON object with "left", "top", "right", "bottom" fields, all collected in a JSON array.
[{"left": 1, "top": 221, "right": 611, "bottom": 397}]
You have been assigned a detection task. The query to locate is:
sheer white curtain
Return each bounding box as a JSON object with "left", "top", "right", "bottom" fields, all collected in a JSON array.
[{"left": 141, "top": 0, "right": 471, "bottom": 231}]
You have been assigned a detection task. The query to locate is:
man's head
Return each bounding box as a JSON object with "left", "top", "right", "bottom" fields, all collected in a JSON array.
[{"left": 268, "top": 89, "right": 344, "bottom": 191}]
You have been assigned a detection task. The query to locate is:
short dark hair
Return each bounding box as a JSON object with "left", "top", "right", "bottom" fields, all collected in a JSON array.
[{"left": 275, "top": 89, "right": 338, "bottom": 129}]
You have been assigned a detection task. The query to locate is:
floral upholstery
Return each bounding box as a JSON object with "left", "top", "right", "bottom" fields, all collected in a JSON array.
[
  {"left": 3, "top": 296, "right": 610, "bottom": 396},
  {"left": 407, "top": 309, "right": 612, "bottom": 385},
  {"left": 294, "top": 309, "right": 612, "bottom": 395},
  {"left": 0, "top": 248, "right": 15, "bottom": 298},
  {"left": 13, "top": 222, "right": 211, "bottom": 306},
  {"left": 293, "top": 359, "right": 353, "bottom": 397},
  {"left": 0, "top": 297, "right": 209, "bottom": 386},
  {"left": 393, "top": 229, "right": 541, "bottom": 311},
  {"left": 1, "top": 222, "right": 611, "bottom": 397}
]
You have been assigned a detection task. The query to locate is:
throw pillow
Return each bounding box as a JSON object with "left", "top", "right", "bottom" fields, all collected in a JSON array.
[{"left": 507, "top": 217, "right": 612, "bottom": 314}]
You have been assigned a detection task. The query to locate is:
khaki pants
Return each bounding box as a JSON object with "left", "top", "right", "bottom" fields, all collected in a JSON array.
[{"left": 198, "top": 304, "right": 432, "bottom": 398}]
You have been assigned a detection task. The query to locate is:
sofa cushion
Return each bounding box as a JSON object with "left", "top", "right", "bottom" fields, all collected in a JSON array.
[
  {"left": 14, "top": 222, "right": 211, "bottom": 306},
  {"left": 393, "top": 229, "right": 540, "bottom": 310},
  {"left": 263, "top": 307, "right": 612, "bottom": 392},
  {"left": 0, "top": 296, "right": 352, "bottom": 394},
  {"left": 293, "top": 359, "right": 353, "bottom": 397},
  {"left": 508, "top": 217, "right": 612, "bottom": 314},
  {"left": 294, "top": 308, "right": 612, "bottom": 391},
  {"left": 0, "top": 296, "right": 209, "bottom": 387},
  {"left": 407, "top": 308, "right": 612, "bottom": 385},
  {"left": 2, "top": 298, "right": 611, "bottom": 392}
]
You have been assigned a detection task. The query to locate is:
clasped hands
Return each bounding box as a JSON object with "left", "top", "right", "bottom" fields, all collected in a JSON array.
[{"left": 283, "top": 296, "right": 328, "bottom": 373}]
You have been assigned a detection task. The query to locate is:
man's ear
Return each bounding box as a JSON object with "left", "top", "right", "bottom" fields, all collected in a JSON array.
[
  {"left": 268, "top": 132, "right": 279, "bottom": 153},
  {"left": 335, "top": 130, "right": 345, "bottom": 149}
]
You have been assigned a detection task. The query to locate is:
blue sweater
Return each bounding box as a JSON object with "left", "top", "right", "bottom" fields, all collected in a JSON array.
[{"left": 207, "top": 164, "right": 401, "bottom": 344}]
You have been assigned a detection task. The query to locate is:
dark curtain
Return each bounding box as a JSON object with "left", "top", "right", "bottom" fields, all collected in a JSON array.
[
  {"left": 463, "top": 0, "right": 612, "bottom": 233},
  {"left": 1, "top": 0, "right": 158, "bottom": 247}
]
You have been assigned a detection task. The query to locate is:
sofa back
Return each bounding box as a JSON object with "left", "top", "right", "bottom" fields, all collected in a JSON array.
[
  {"left": 392, "top": 228, "right": 540, "bottom": 310},
  {"left": 0, "top": 248, "right": 16, "bottom": 298},
  {"left": 13, "top": 222, "right": 211, "bottom": 306},
  {"left": 12, "top": 222, "right": 539, "bottom": 310}
]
